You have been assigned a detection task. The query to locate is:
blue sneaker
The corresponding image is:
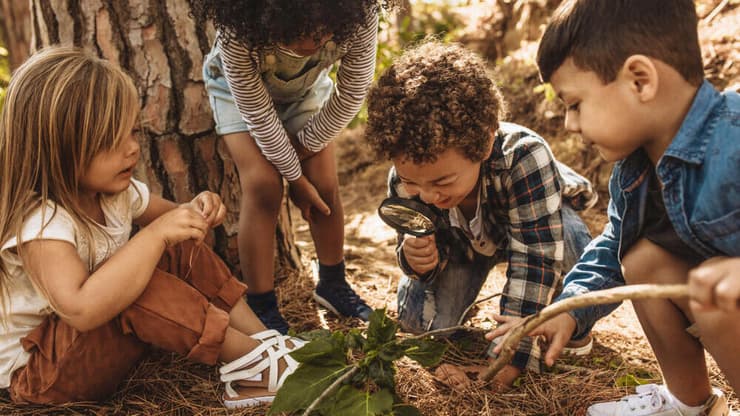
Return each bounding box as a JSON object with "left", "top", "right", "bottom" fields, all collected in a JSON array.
[
  {"left": 312, "top": 261, "right": 372, "bottom": 321},
  {"left": 246, "top": 293, "right": 290, "bottom": 335}
]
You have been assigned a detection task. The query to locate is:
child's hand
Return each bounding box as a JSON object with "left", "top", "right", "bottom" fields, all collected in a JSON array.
[
  {"left": 185, "top": 191, "right": 227, "bottom": 227},
  {"left": 288, "top": 134, "right": 317, "bottom": 161},
  {"left": 488, "top": 312, "right": 577, "bottom": 367},
  {"left": 147, "top": 205, "right": 209, "bottom": 247},
  {"left": 688, "top": 257, "right": 740, "bottom": 313},
  {"left": 401, "top": 234, "right": 439, "bottom": 275},
  {"left": 433, "top": 362, "right": 519, "bottom": 392},
  {"left": 288, "top": 175, "right": 331, "bottom": 222}
]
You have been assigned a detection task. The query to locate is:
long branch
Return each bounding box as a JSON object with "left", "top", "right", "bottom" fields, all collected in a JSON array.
[
  {"left": 302, "top": 365, "right": 359, "bottom": 416},
  {"left": 480, "top": 283, "right": 689, "bottom": 381}
]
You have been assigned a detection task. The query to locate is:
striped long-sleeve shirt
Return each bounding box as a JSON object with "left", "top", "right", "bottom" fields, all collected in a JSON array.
[{"left": 217, "top": 13, "right": 378, "bottom": 181}]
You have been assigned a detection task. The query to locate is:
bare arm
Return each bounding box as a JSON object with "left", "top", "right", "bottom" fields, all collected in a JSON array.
[
  {"left": 23, "top": 206, "right": 206, "bottom": 332},
  {"left": 22, "top": 191, "right": 225, "bottom": 331},
  {"left": 134, "top": 193, "right": 177, "bottom": 227}
]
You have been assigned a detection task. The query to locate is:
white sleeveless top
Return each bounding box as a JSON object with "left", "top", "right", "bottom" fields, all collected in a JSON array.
[{"left": 0, "top": 179, "right": 150, "bottom": 388}]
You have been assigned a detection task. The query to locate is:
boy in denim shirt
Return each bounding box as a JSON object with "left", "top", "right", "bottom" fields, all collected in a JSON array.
[
  {"left": 364, "top": 41, "right": 597, "bottom": 389},
  {"left": 491, "top": 1, "right": 739, "bottom": 414}
]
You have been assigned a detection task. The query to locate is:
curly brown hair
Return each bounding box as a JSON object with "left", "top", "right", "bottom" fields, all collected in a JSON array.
[
  {"left": 365, "top": 41, "right": 504, "bottom": 164},
  {"left": 191, "top": 0, "right": 399, "bottom": 50}
]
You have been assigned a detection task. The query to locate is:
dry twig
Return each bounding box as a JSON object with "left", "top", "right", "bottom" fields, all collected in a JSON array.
[{"left": 481, "top": 284, "right": 689, "bottom": 381}]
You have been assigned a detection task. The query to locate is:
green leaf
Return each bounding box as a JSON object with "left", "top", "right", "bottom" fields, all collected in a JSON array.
[
  {"left": 392, "top": 404, "right": 421, "bottom": 416},
  {"left": 326, "top": 386, "right": 394, "bottom": 416},
  {"left": 378, "top": 343, "right": 406, "bottom": 362},
  {"left": 346, "top": 328, "right": 367, "bottom": 350},
  {"left": 367, "top": 308, "right": 398, "bottom": 348},
  {"left": 399, "top": 338, "right": 447, "bottom": 367},
  {"left": 297, "top": 329, "right": 333, "bottom": 341},
  {"left": 367, "top": 358, "right": 396, "bottom": 389},
  {"left": 290, "top": 336, "right": 347, "bottom": 367},
  {"left": 269, "top": 363, "right": 347, "bottom": 414},
  {"left": 615, "top": 373, "right": 651, "bottom": 388}
]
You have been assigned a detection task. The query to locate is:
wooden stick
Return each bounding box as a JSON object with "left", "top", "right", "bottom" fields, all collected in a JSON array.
[
  {"left": 302, "top": 366, "right": 359, "bottom": 416},
  {"left": 480, "top": 284, "right": 689, "bottom": 381},
  {"left": 702, "top": 0, "right": 728, "bottom": 24}
]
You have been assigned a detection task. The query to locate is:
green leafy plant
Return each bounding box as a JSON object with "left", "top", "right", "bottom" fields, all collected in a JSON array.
[{"left": 269, "top": 308, "right": 447, "bottom": 416}]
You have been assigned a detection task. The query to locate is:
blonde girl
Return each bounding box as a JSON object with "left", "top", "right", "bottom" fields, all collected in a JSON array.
[{"left": 0, "top": 46, "right": 303, "bottom": 409}]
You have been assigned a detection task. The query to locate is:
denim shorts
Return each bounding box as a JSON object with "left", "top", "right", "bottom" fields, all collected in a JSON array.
[{"left": 202, "top": 48, "right": 334, "bottom": 136}]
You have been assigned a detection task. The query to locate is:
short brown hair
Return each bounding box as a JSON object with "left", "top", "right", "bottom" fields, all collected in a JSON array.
[
  {"left": 537, "top": 0, "right": 703, "bottom": 86},
  {"left": 365, "top": 41, "right": 504, "bottom": 164}
]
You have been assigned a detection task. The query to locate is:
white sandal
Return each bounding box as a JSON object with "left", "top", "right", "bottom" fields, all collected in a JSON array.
[{"left": 220, "top": 329, "right": 305, "bottom": 409}]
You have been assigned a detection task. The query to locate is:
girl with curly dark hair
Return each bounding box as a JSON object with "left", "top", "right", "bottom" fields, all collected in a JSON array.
[{"left": 193, "top": 0, "right": 396, "bottom": 359}]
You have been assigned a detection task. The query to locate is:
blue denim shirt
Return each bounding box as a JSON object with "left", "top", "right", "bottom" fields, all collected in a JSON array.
[{"left": 558, "top": 80, "right": 740, "bottom": 339}]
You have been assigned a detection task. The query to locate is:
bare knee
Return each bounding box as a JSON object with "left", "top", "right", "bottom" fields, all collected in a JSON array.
[
  {"left": 621, "top": 239, "right": 690, "bottom": 285},
  {"left": 314, "top": 179, "right": 340, "bottom": 208},
  {"left": 238, "top": 170, "right": 283, "bottom": 212}
]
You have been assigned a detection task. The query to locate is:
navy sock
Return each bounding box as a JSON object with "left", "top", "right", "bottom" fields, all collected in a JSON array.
[
  {"left": 246, "top": 290, "right": 278, "bottom": 310},
  {"left": 318, "top": 260, "right": 346, "bottom": 282}
]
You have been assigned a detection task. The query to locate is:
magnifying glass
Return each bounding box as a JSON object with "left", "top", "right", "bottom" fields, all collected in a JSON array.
[{"left": 377, "top": 196, "right": 442, "bottom": 237}]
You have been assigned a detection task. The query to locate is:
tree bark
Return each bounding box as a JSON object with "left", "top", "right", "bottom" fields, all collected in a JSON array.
[
  {"left": 28, "top": 0, "right": 301, "bottom": 277},
  {"left": 1, "top": 0, "right": 31, "bottom": 70}
]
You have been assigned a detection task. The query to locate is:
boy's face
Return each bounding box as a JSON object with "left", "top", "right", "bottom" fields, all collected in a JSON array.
[
  {"left": 550, "top": 58, "right": 649, "bottom": 162},
  {"left": 393, "top": 148, "right": 483, "bottom": 210}
]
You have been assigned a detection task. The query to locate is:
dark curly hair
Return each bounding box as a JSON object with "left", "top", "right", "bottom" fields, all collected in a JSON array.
[
  {"left": 365, "top": 41, "right": 504, "bottom": 164},
  {"left": 191, "top": 0, "right": 399, "bottom": 50}
]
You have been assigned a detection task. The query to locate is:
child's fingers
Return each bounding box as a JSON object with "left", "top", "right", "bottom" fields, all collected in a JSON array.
[
  {"left": 301, "top": 205, "right": 313, "bottom": 222},
  {"left": 212, "top": 203, "right": 227, "bottom": 227},
  {"left": 310, "top": 194, "right": 331, "bottom": 216},
  {"left": 409, "top": 258, "right": 438, "bottom": 275},
  {"left": 403, "top": 235, "right": 433, "bottom": 249},
  {"left": 543, "top": 331, "right": 570, "bottom": 367},
  {"left": 196, "top": 193, "right": 212, "bottom": 216},
  {"left": 485, "top": 314, "right": 515, "bottom": 341},
  {"left": 433, "top": 364, "right": 473, "bottom": 391},
  {"left": 403, "top": 238, "right": 437, "bottom": 261},
  {"left": 688, "top": 265, "right": 723, "bottom": 307},
  {"left": 715, "top": 276, "right": 740, "bottom": 312},
  {"left": 404, "top": 244, "right": 438, "bottom": 262}
]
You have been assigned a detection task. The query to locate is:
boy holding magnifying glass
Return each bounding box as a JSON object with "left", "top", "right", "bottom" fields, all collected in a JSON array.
[{"left": 364, "top": 41, "right": 597, "bottom": 389}]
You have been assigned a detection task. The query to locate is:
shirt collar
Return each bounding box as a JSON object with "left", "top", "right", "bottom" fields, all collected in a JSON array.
[{"left": 663, "top": 80, "right": 721, "bottom": 165}]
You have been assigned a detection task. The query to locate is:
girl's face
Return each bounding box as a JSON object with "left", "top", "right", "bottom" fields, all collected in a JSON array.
[
  {"left": 279, "top": 33, "right": 333, "bottom": 56},
  {"left": 79, "top": 128, "right": 141, "bottom": 197}
]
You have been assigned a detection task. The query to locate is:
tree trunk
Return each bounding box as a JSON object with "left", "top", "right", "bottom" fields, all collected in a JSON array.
[
  {"left": 28, "top": 0, "right": 301, "bottom": 277},
  {"left": 0, "top": 0, "right": 31, "bottom": 70}
]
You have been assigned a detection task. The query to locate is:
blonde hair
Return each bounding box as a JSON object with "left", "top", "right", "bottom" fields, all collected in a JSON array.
[{"left": 0, "top": 46, "right": 140, "bottom": 319}]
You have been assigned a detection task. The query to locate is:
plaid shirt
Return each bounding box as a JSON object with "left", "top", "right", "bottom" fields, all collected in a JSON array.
[{"left": 390, "top": 122, "right": 596, "bottom": 371}]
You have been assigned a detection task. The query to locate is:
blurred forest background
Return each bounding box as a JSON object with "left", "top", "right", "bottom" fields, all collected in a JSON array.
[{"left": 0, "top": 0, "right": 738, "bottom": 415}]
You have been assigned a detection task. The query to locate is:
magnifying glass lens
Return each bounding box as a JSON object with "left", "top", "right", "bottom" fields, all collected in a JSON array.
[{"left": 377, "top": 197, "right": 438, "bottom": 236}]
